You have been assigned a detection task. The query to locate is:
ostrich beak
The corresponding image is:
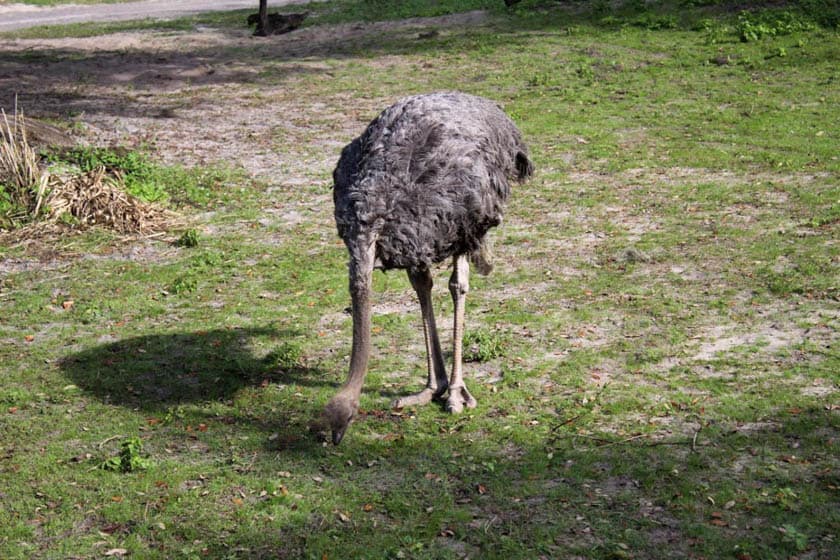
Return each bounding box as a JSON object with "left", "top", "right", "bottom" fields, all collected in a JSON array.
[
  {"left": 331, "top": 425, "right": 347, "bottom": 445},
  {"left": 324, "top": 396, "right": 356, "bottom": 445}
]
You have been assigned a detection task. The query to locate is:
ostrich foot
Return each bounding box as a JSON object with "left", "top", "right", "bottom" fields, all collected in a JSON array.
[
  {"left": 446, "top": 385, "right": 477, "bottom": 414},
  {"left": 392, "top": 385, "right": 447, "bottom": 409}
]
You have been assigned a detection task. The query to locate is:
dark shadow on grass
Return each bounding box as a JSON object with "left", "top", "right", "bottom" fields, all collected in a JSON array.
[
  {"left": 90, "top": 405, "right": 837, "bottom": 558},
  {"left": 59, "top": 327, "right": 333, "bottom": 411}
]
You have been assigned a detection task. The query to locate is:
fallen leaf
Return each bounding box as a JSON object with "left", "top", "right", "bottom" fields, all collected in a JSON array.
[
  {"left": 100, "top": 523, "right": 123, "bottom": 535},
  {"left": 104, "top": 549, "right": 128, "bottom": 557},
  {"left": 477, "top": 484, "right": 488, "bottom": 495},
  {"left": 232, "top": 497, "right": 244, "bottom": 507},
  {"left": 363, "top": 503, "right": 374, "bottom": 512},
  {"left": 8, "top": 406, "right": 18, "bottom": 414}
]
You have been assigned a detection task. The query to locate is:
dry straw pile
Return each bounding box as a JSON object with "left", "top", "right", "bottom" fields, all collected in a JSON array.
[
  {"left": 0, "top": 109, "right": 49, "bottom": 222},
  {"left": 1, "top": 109, "right": 176, "bottom": 240}
]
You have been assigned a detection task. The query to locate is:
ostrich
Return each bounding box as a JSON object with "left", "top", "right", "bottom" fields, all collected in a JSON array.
[{"left": 324, "top": 92, "right": 533, "bottom": 444}]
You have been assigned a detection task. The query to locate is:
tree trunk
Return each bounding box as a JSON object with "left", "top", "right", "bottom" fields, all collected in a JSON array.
[{"left": 255, "top": 0, "right": 268, "bottom": 36}]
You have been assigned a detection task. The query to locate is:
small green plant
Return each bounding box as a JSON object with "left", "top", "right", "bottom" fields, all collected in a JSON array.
[
  {"left": 527, "top": 72, "right": 553, "bottom": 88},
  {"left": 463, "top": 328, "right": 505, "bottom": 363},
  {"left": 576, "top": 63, "right": 596, "bottom": 84},
  {"left": 632, "top": 13, "right": 678, "bottom": 31},
  {"left": 265, "top": 342, "right": 303, "bottom": 371},
  {"left": 737, "top": 10, "right": 815, "bottom": 42},
  {"left": 176, "top": 228, "right": 200, "bottom": 248},
  {"left": 779, "top": 524, "right": 809, "bottom": 552},
  {"left": 100, "top": 437, "right": 151, "bottom": 473},
  {"left": 169, "top": 274, "right": 198, "bottom": 295},
  {"left": 0, "top": 387, "right": 29, "bottom": 404},
  {"left": 774, "top": 487, "right": 800, "bottom": 511}
]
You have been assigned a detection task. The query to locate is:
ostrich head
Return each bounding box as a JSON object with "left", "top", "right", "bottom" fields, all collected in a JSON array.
[{"left": 323, "top": 393, "right": 357, "bottom": 445}]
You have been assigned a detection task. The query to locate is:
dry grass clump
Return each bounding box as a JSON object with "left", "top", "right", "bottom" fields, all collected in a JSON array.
[
  {"left": 1, "top": 109, "right": 177, "bottom": 240},
  {"left": 43, "top": 167, "right": 178, "bottom": 235},
  {"left": 0, "top": 109, "right": 49, "bottom": 221}
]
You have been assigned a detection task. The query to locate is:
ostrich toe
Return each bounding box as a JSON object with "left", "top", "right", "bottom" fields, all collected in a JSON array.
[
  {"left": 392, "top": 384, "right": 447, "bottom": 409},
  {"left": 446, "top": 385, "right": 477, "bottom": 413}
]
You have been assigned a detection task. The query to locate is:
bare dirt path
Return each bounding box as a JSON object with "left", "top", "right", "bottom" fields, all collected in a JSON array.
[{"left": 0, "top": 0, "right": 309, "bottom": 32}]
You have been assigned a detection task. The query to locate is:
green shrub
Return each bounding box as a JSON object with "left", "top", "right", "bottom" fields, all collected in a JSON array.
[
  {"left": 100, "top": 437, "right": 151, "bottom": 473},
  {"left": 463, "top": 328, "right": 506, "bottom": 363},
  {"left": 266, "top": 342, "right": 303, "bottom": 371},
  {"left": 736, "top": 9, "right": 816, "bottom": 41},
  {"left": 176, "top": 228, "right": 200, "bottom": 248}
]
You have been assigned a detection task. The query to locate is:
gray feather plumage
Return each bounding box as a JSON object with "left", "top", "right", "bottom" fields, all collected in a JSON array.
[{"left": 333, "top": 91, "right": 533, "bottom": 272}]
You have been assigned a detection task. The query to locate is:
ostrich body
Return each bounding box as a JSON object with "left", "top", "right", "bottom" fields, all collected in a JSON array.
[{"left": 325, "top": 92, "right": 533, "bottom": 444}]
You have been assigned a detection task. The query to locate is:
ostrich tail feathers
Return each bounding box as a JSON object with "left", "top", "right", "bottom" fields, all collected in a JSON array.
[
  {"left": 515, "top": 151, "right": 534, "bottom": 182},
  {"left": 470, "top": 238, "right": 494, "bottom": 276}
]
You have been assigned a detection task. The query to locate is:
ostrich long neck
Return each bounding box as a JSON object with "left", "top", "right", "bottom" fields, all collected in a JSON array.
[{"left": 342, "top": 243, "right": 376, "bottom": 399}]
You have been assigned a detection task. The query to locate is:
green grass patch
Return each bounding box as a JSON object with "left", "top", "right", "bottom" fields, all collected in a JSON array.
[{"left": 1, "top": 1, "right": 838, "bottom": 558}]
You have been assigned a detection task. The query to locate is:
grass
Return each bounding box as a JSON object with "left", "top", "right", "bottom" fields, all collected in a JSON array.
[{"left": 1, "top": 0, "right": 839, "bottom": 558}]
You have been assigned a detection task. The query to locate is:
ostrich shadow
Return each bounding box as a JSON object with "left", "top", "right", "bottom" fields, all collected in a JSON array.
[{"left": 59, "top": 327, "right": 332, "bottom": 412}]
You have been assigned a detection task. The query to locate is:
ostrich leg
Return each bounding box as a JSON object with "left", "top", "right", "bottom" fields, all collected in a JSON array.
[
  {"left": 447, "top": 255, "right": 477, "bottom": 413},
  {"left": 325, "top": 243, "right": 375, "bottom": 444},
  {"left": 392, "top": 268, "right": 449, "bottom": 408}
]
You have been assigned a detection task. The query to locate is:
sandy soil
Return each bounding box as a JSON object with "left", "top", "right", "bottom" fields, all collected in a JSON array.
[{"left": 0, "top": 11, "right": 488, "bottom": 180}]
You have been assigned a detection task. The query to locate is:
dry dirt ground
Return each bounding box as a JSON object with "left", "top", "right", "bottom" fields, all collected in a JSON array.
[{"left": 0, "top": 12, "right": 488, "bottom": 178}]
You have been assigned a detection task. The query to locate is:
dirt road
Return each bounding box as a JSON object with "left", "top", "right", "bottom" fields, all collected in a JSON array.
[{"left": 0, "top": 0, "right": 308, "bottom": 32}]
